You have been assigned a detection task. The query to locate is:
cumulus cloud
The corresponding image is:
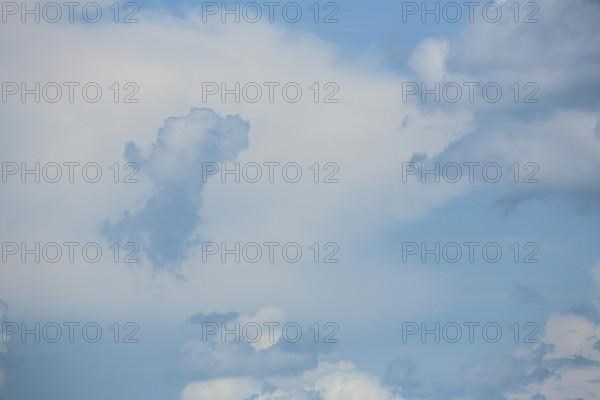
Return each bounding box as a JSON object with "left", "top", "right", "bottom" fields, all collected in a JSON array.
[
  {"left": 182, "top": 361, "right": 402, "bottom": 400},
  {"left": 181, "top": 308, "right": 397, "bottom": 399},
  {"left": 309, "top": 362, "right": 402, "bottom": 400},
  {"left": 407, "top": 0, "right": 600, "bottom": 208},
  {"left": 102, "top": 108, "right": 250, "bottom": 268}
]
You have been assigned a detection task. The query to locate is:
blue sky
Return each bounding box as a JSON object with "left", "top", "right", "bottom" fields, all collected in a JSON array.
[{"left": 1, "top": 0, "right": 600, "bottom": 399}]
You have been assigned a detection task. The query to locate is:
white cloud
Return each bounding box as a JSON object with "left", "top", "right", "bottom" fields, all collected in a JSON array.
[
  {"left": 408, "top": 38, "right": 449, "bottom": 83},
  {"left": 182, "top": 377, "right": 261, "bottom": 400},
  {"left": 236, "top": 306, "right": 286, "bottom": 351},
  {"left": 181, "top": 361, "right": 402, "bottom": 400},
  {"left": 541, "top": 314, "right": 600, "bottom": 361},
  {"left": 1, "top": 0, "right": 599, "bottom": 397},
  {"left": 0, "top": 5, "right": 465, "bottom": 322},
  {"left": 312, "top": 362, "right": 402, "bottom": 400},
  {"left": 506, "top": 265, "right": 600, "bottom": 399},
  {"left": 506, "top": 314, "right": 600, "bottom": 399}
]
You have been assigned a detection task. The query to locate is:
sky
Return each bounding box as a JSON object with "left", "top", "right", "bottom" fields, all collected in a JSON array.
[{"left": 1, "top": 0, "right": 600, "bottom": 399}]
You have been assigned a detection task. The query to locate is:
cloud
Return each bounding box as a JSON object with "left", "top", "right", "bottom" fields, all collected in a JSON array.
[
  {"left": 408, "top": 38, "right": 449, "bottom": 83},
  {"left": 310, "top": 362, "right": 402, "bottom": 400},
  {"left": 181, "top": 377, "right": 261, "bottom": 400},
  {"left": 447, "top": 0, "right": 600, "bottom": 108},
  {"left": 180, "top": 339, "right": 318, "bottom": 380},
  {"left": 541, "top": 314, "right": 600, "bottom": 360},
  {"left": 236, "top": 307, "right": 287, "bottom": 351},
  {"left": 102, "top": 108, "right": 250, "bottom": 268},
  {"left": 0, "top": 4, "right": 472, "bottom": 323},
  {"left": 466, "top": 265, "right": 600, "bottom": 399},
  {"left": 182, "top": 362, "right": 402, "bottom": 400},
  {"left": 384, "top": 315, "right": 600, "bottom": 400},
  {"left": 188, "top": 307, "right": 286, "bottom": 351},
  {"left": 1, "top": 1, "right": 598, "bottom": 399},
  {"left": 180, "top": 307, "right": 324, "bottom": 379},
  {"left": 505, "top": 313, "right": 600, "bottom": 399},
  {"left": 435, "top": 110, "right": 600, "bottom": 210},
  {"left": 406, "top": 0, "right": 600, "bottom": 208},
  {"left": 380, "top": 264, "right": 600, "bottom": 400},
  {"left": 181, "top": 312, "right": 392, "bottom": 399}
]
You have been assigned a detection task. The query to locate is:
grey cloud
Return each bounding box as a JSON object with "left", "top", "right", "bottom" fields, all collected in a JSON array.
[
  {"left": 448, "top": 0, "right": 600, "bottom": 111},
  {"left": 411, "top": 0, "right": 600, "bottom": 210}
]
